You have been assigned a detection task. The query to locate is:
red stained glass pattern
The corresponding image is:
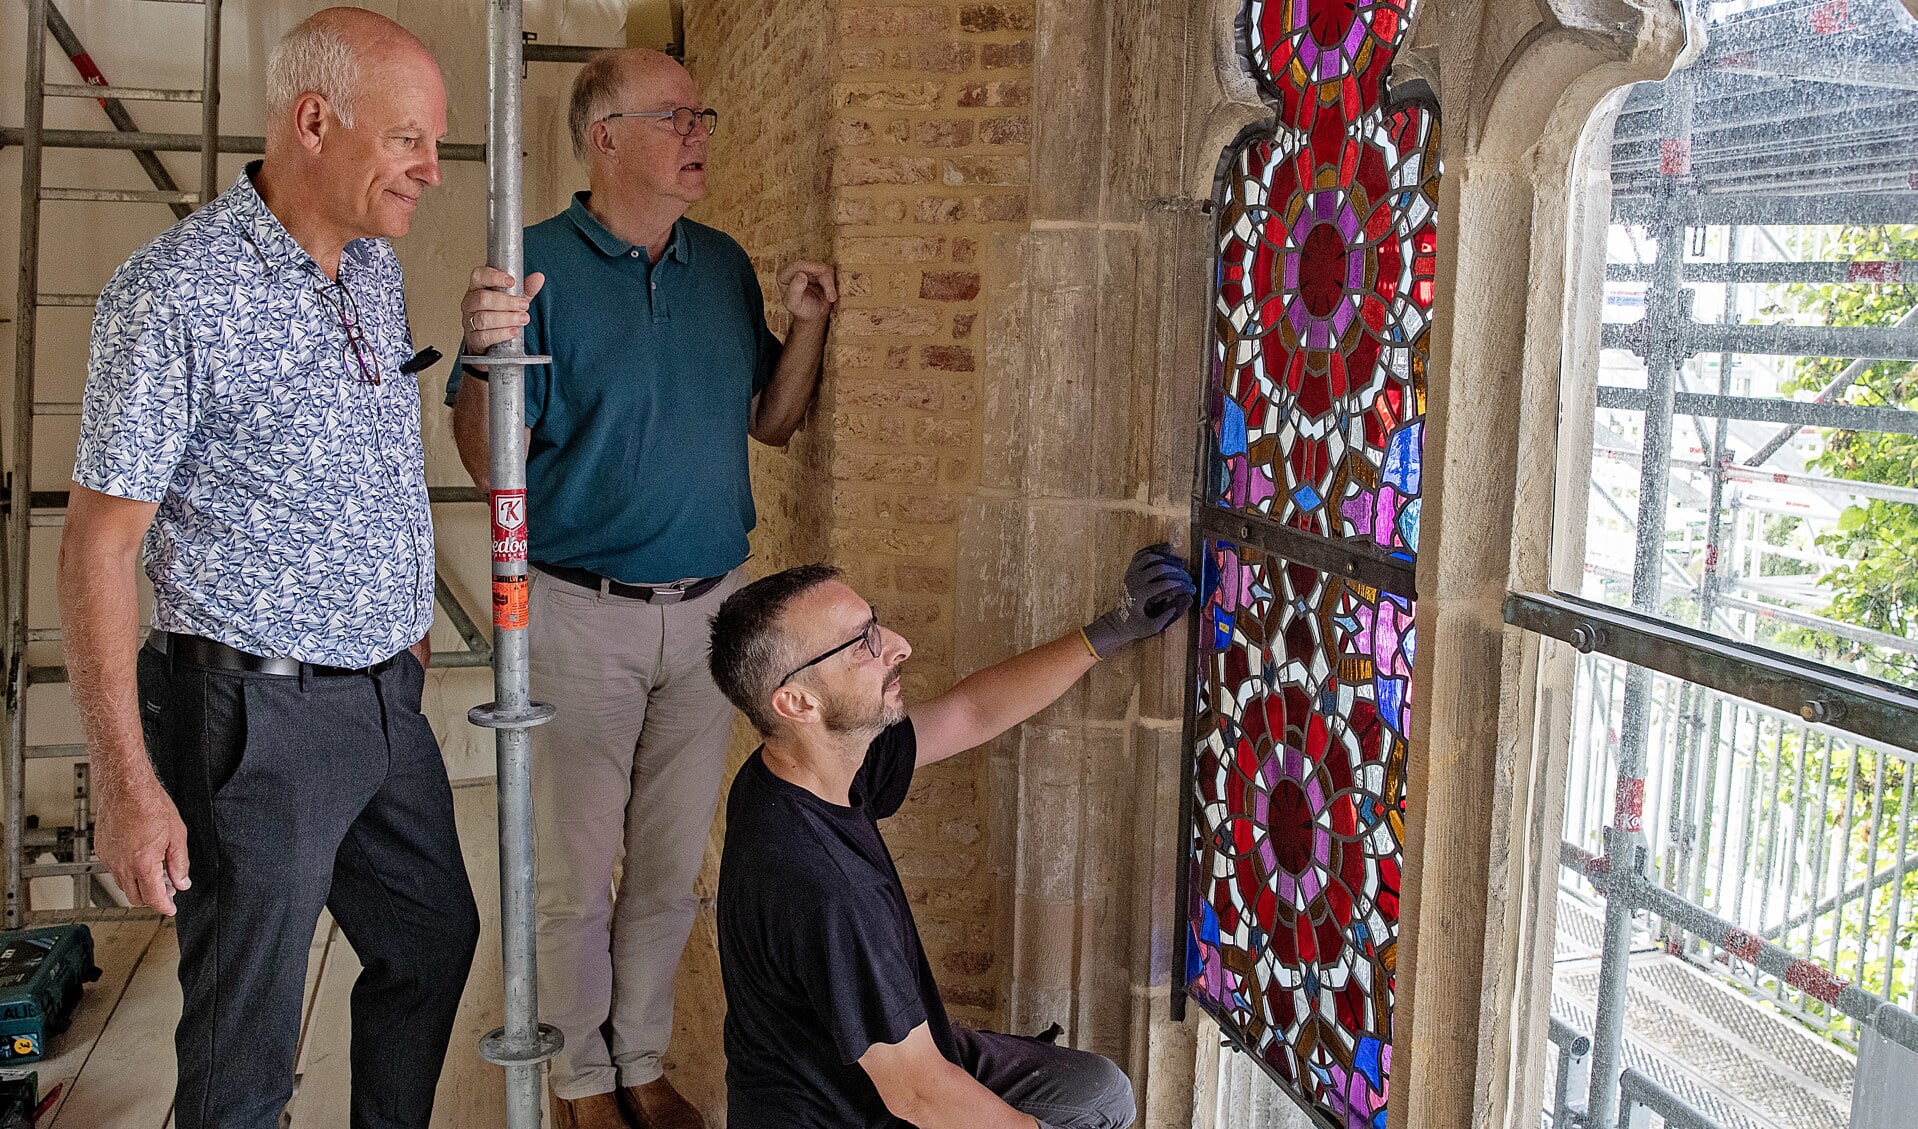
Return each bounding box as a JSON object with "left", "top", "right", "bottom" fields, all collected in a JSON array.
[
  {"left": 1185, "top": 3, "right": 1436, "bottom": 1126},
  {"left": 1188, "top": 541, "right": 1409, "bottom": 1128}
]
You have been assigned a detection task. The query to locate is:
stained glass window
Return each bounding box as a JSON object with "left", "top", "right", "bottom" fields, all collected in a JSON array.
[{"left": 1180, "top": 2, "right": 1437, "bottom": 1126}]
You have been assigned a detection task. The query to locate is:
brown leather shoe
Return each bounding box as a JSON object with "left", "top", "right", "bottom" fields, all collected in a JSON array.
[
  {"left": 551, "top": 1089, "right": 633, "bottom": 1129},
  {"left": 619, "top": 1076, "right": 706, "bottom": 1129}
]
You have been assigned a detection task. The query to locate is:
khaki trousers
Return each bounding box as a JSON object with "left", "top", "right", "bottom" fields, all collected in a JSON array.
[{"left": 528, "top": 567, "right": 744, "bottom": 1099}]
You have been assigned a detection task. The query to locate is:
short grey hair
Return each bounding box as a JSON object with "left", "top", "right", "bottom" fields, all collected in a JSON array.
[
  {"left": 267, "top": 17, "right": 361, "bottom": 127},
  {"left": 568, "top": 51, "right": 626, "bottom": 163}
]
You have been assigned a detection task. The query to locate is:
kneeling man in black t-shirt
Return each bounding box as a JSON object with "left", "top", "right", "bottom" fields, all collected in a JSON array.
[{"left": 707, "top": 546, "right": 1194, "bottom": 1129}]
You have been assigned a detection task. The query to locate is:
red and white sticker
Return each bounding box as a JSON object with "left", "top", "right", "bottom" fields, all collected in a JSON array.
[
  {"left": 1659, "top": 139, "right": 1692, "bottom": 177},
  {"left": 491, "top": 489, "right": 527, "bottom": 565},
  {"left": 493, "top": 576, "right": 529, "bottom": 631},
  {"left": 1615, "top": 776, "right": 1646, "bottom": 834}
]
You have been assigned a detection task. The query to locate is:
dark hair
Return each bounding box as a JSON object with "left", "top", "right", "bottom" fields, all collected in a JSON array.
[{"left": 709, "top": 564, "right": 843, "bottom": 736}]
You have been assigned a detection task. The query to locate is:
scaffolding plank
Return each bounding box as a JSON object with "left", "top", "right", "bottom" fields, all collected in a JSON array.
[
  {"left": 42, "top": 83, "right": 204, "bottom": 103},
  {"left": 47, "top": 923, "right": 179, "bottom": 1129},
  {"left": 41, "top": 187, "right": 199, "bottom": 205},
  {"left": 0, "top": 127, "right": 487, "bottom": 163},
  {"left": 33, "top": 916, "right": 166, "bottom": 1128}
]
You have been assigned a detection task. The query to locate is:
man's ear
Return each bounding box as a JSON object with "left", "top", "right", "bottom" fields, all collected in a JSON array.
[
  {"left": 769, "top": 683, "right": 818, "bottom": 729},
  {"left": 290, "top": 92, "right": 332, "bottom": 154},
  {"left": 591, "top": 119, "right": 615, "bottom": 158}
]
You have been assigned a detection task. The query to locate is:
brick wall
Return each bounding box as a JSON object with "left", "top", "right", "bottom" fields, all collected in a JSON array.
[
  {"left": 824, "top": 0, "right": 1036, "bottom": 1025},
  {"left": 669, "top": 0, "right": 1035, "bottom": 1111},
  {"left": 669, "top": 1, "right": 837, "bottom": 1111}
]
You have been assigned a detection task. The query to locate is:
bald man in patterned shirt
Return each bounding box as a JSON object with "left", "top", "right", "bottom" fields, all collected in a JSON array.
[{"left": 58, "top": 11, "right": 476, "bottom": 1129}]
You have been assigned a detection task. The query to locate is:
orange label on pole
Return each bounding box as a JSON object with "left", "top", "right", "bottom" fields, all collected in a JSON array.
[{"left": 493, "top": 576, "right": 529, "bottom": 631}]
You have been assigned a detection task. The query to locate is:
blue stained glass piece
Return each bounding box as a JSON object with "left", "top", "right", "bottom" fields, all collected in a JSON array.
[
  {"left": 1376, "top": 677, "right": 1406, "bottom": 736},
  {"left": 1292, "top": 484, "right": 1323, "bottom": 511},
  {"left": 1373, "top": 1111, "right": 1388, "bottom": 1129},
  {"left": 1382, "top": 420, "right": 1423, "bottom": 494},
  {"left": 1305, "top": 971, "right": 1321, "bottom": 997},
  {"left": 1185, "top": 923, "right": 1206, "bottom": 983},
  {"left": 1333, "top": 613, "right": 1361, "bottom": 638},
  {"left": 1200, "top": 899, "right": 1221, "bottom": 944},
  {"left": 1354, "top": 1036, "right": 1385, "bottom": 1091},
  {"left": 1212, "top": 610, "right": 1235, "bottom": 651},
  {"left": 1220, "top": 398, "right": 1249, "bottom": 457},
  {"left": 1398, "top": 497, "right": 1421, "bottom": 553}
]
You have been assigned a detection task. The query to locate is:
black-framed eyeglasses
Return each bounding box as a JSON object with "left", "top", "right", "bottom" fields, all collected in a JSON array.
[
  {"left": 778, "top": 608, "right": 882, "bottom": 687},
  {"left": 316, "top": 281, "right": 381, "bottom": 385},
  {"left": 598, "top": 106, "right": 719, "bottom": 137}
]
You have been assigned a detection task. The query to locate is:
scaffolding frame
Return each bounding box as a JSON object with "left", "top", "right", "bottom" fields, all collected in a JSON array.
[
  {"left": 1523, "top": 0, "right": 1918, "bottom": 1123},
  {"left": 5, "top": 4, "right": 589, "bottom": 1121}
]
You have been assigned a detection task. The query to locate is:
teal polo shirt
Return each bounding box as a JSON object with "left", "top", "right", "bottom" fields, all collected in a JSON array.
[{"left": 448, "top": 193, "right": 781, "bottom": 583}]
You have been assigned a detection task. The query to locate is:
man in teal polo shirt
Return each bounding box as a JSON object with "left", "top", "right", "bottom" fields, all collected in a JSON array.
[{"left": 450, "top": 48, "right": 834, "bottom": 1129}]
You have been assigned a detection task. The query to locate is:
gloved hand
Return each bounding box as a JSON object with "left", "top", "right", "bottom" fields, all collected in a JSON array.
[{"left": 1081, "top": 543, "right": 1198, "bottom": 659}]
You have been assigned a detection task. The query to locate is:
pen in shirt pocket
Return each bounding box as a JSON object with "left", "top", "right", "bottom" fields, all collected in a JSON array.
[{"left": 400, "top": 346, "right": 443, "bottom": 376}]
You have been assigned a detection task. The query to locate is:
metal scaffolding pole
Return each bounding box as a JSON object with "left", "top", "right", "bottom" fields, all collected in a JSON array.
[
  {"left": 7, "top": 0, "right": 50, "bottom": 931},
  {"left": 1680, "top": 227, "right": 1740, "bottom": 930},
  {"left": 1589, "top": 65, "right": 1693, "bottom": 1129},
  {"left": 471, "top": 3, "right": 558, "bottom": 1124}
]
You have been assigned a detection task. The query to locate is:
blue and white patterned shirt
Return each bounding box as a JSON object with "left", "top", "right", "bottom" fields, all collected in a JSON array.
[{"left": 75, "top": 163, "right": 434, "bottom": 667}]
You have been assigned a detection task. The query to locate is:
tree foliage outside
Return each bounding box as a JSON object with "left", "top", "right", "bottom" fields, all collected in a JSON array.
[{"left": 1775, "top": 224, "right": 1918, "bottom": 684}]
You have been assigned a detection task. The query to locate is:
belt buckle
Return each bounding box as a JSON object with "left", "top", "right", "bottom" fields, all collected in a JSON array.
[{"left": 646, "top": 575, "right": 705, "bottom": 605}]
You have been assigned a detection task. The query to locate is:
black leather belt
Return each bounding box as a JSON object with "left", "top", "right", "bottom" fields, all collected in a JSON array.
[
  {"left": 533, "top": 562, "right": 726, "bottom": 604},
  {"left": 147, "top": 631, "right": 395, "bottom": 678}
]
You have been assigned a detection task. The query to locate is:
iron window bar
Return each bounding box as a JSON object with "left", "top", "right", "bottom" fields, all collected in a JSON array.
[
  {"left": 1504, "top": 591, "right": 1918, "bottom": 754},
  {"left": 1192, "top": 504, "right": 1416, "bottom": 600}
]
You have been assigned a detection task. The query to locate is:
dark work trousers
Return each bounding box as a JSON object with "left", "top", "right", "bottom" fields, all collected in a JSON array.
[
  {"left": 137, "top": 645, "right": 481, "bottom": 1129},
  {"left": 954, "top": 1026, "right": 1137, "bottom": 1129}
]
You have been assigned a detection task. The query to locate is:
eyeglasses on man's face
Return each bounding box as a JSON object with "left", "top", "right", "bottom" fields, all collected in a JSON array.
[
  {"left": 598, "top": 106, "right": 719, "bottom": 137},
  {"left": 317, "top": 282, "right": 380, "bottom": 385},
  {"left": 778, "top": 608, "right": 883, "bottom": 687}
]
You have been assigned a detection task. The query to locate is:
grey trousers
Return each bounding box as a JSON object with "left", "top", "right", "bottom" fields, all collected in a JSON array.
[
  {"left": 529, "top": 567, "right": 745, "bottom": 1099},
  {"left": 139, "top": 645, "right": 479, "bottom": 1129},
  {"left": 955, "top": 1027, "right": 1137, "bottom": 1129}
]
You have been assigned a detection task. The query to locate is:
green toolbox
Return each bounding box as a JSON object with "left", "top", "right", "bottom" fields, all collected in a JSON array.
[{"left": 0, "top": 926, "right": 100, "bottom": 1063}]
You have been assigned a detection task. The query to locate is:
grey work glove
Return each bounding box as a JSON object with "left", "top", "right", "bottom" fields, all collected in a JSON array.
[{"left": 1082, "top": 543, "right": 1198, "bottom": 659}]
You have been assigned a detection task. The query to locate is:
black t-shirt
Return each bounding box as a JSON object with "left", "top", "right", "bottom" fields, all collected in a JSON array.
[{"left": 718, "top": 720, "right": 954, "bottom": 1128}]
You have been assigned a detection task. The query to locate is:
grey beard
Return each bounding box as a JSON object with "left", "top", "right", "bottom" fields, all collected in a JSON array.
[{"left": 823, "top": 680, "right": 905, "bottom": 734}]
